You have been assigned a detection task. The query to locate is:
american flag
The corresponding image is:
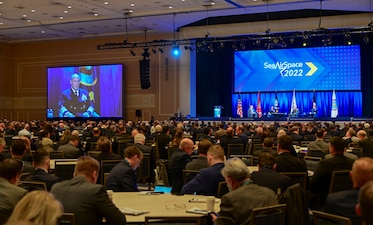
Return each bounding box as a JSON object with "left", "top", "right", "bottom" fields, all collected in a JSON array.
[
  {"left": 237, "top": 94, "right": 243, "bottom": 118},
  {"left": 257, "top": 91, "right": 262, "bottom": 118}
]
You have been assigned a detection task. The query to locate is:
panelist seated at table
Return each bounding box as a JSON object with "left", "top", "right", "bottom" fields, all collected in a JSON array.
[
  {"left": 289, "top": 107, "right": 300, "bottom": 117},
  {"left": 211, "top": 157, "right": 278, "bottom": 225},
  {"left": 106, "top": 146, "right": 143, "bottom": 192},
  {"left": 247, "top": 105, "right": 257, "bottom": 118},
  {"left": 267, "top": 106, "right": 276, "bottom": 118},
  {"left": 51, "top": 156, "right": 126, "bottom": 225}
]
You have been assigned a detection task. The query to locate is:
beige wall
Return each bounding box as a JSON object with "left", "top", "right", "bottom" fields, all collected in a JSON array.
[{"left": 0, "top": 33, "right": 182, "bottom": 122}]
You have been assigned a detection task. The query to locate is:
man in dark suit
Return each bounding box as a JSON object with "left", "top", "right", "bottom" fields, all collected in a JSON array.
[
  {"left": 10, "top": 139, "right": 35, "bottom": 175},
  {"left": 181, "top": 144, "right": 225, "bottom": 196},
  {"left": 253, "top": 137, "right": 277, "bottom": 157},
  {"left": 185, "top": 139, "right": 211, "bottom": 171},
  {"left": 106, "top": 146, "right": 143, "bottom": 192},
  {"left": 356, "top": 180, "right": 373, "bottom": 225},
  {"left": 57, "top": 135, "right": 82, "bottom": 159},
  {"left": 134, "top": 133, "right": 156, "bottom": 183},
  {"left": 357, "top": 130, "right": 373, "bottom": 158},
  {"left": 0, "top": 159, "right": 28, "bottom": 224},
  {"left": 236, "top": 126, "right": 248, "bottom": 145},
  {"left": 154, "top": 125, "right": 171, "bottom": 160},
  {"left": 251, "top": 153, "right": 291, "bottom": 194},
  {"left": 85, "top": 127, "right": 101, "bottom": 152},
  {"left": 93, "top": 136, "right": 121, "bottom": 163},
  {"left": 58, "top": 73, "right": 95, "bottom": 117},
  {"left": 274, "top": 135, "right": 307, "bottom": 172},
  {"left": 309, "top": 136, "right": 355, "bottom": 209},
  {"left": 26, "top": 149, "right": 61, "bottom": 190},
  {"left": 168, "top": 138, "right": 193, "bottom": 193},
  {"left": 51, "top": 156, "right": 126, "bottom": 225},
  {"left": 211, "top": 157, "right": 278, "bottom": 225},
  {"left": 323, "top": 157, "right": 373, "bottom": 225},
  {"left": 220, "top": 127, "right": 240, "bottom": 155}
]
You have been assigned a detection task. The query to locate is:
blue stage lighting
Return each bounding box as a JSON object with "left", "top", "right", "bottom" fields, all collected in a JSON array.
[{"left": 172, "top": 45, "right": 180, "bottom": 56}]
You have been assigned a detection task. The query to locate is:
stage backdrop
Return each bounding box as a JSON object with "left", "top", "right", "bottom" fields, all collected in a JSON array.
[{"left": 196, "top": 34, "right": 373, "bottom": 119}]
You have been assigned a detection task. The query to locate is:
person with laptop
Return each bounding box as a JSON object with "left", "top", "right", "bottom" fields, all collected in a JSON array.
[{"left": 51, "top": 156, "right": 126, "bottom": 225}]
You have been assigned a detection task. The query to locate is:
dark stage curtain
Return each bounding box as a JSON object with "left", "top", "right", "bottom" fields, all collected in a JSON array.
[{"left": 232, "top": 91, "right": 362, "bottom": 118}]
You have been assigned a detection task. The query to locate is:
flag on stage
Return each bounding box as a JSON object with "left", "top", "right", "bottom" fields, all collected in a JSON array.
[
  {"left": 257, "top": 91, "right": 262, "bottom": 118},
  {"left": 237, "top": 94, "right": 243, "bottom": 118},
  {"left": 291, "top": 89, "right": 297, "bottom": 112},
  {"left": 331, "top": 90, "right": 338, "bottom": 118},
  {"left": 274, "top": 91, "right": 279, "bottom": 112},
  {"left": 312, "top": 90, "right": 317, "bottom": 112}
]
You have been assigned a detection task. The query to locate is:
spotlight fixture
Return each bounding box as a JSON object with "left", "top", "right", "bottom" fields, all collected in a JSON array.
[
  {"left": 239, "top": 41, "right": 246, "bottom": 50},
  {"left": 344, "top": 33, "right": 352, "bottom": 45},
  {"left": 232, "top": 42, "right": 238, "bottom": 51},
  {"left": 208, "top": 44, "right": 214, "bottom": 52},
  {"left": 363, "top": 34, "right": 370, "bottom": 44},
  {"left": 142, "top": 48, "right": 150, "bottom": 58},
  {"left": 130, "top": 49, "right": 136, "bottom": 56},
  {"left": 172, "top": 45, "right": 180, "bottom": 56},
  {"left": 184, "top": 46, "right": 189, "bottom": 50},
  {"left": 158, "top": 47, "right": 164, "bottom": 54},
  {"left": 152, "top": 48, "right": 157, "bottom": 54}
]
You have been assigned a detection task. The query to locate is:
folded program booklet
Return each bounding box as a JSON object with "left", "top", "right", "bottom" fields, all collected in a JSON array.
[
  {"left": 120, "top": 207, "right": 149, "bottom": 216},
  {"left": 186, "top": 207, "right": 210, "bottom": 215}
]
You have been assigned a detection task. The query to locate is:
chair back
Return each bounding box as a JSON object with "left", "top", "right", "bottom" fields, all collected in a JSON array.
[
  {"left": 304, "top": 156, "right": 322, "bottom": 171},
  {"left": 182, "top": 169, "right": 199, "bottom": 184},
  {"left": 312, "top": 210, "right": 352, "bottom": 225},
  {"left": 216, "top": 181, "right": 229, "bottom": 198},
  {"left": 329, "top": 170, "right": 352, "bottom": 193},
  {"left": 145, "top": 216, "right": 202, "bottom": 225},
  {"left": 279, "top": 183, "right": 309, "bottom": 225},
  {"left": 349, "top": 148, "right": 362, "bottom": 158},
  {"left": 50, "top": 151, "right": 64, "bottom": 159},
  {"left": 87, "top": 151, "right": 101, "bottom": 158},
  {"left": 55, "top": 160, "right": 77, "bottom": 180},
  {"left": 19, "top": 172, "right": 31, "bottom": 181},
  {"left": 300, "top": 141, "right": 312, "bottom": 147},
  {"left": 158, "top": 161, "right": 170, "bottom": 186},
  {"left": 100, "top": 160, "right": 122, "bottom": 184},
  {"left": 103, "top": 172, "right": 110, "bottom": 186},
  {"left": 90, "top": 142, "right": 98, "bottom": 151},
  {"left": 279, "top": 172, "right": 308, "bottom": 192},
  {"left": 59, "top": 213, "right": 76, "bottom": 225},
  {"left": 308, "top": 150, "right": 326, "bottom": 158},
  {"left": 227, "top": 143, "right": 244, "bottom": 157},
  {"left": 117, "top": 140, "right": 131, "bottom": 158},
  {"left": 252, "top": 144, "right": 264, "bottom": 154},
  {"left": 20, "top": 181, "right": 47, "bottom": 191},
  {"left": 229, "top": 154, "right": 253, "bottom": 166},
  {"left": 167, "top": 146, "right": 177, "bottom": 160},
  {"left": 249, "top": 204, "right": 287, "bottom": 225}
]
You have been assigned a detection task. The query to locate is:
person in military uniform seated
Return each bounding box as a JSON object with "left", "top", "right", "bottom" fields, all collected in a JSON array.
[{"left": 59, "top": 73, "right": 96, "bottom": 117}]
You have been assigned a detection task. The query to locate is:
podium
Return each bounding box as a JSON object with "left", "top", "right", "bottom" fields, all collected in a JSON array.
[{"left": 214, "top": 106, "right": 222, "bottom": 118}]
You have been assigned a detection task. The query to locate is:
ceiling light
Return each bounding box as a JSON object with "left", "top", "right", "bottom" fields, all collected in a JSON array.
[
  {"left": 0, "top": 22, "right": 3, "bottom": 25},
  {"left": 41, "top": 30, "right": 45, "bottom": 34},
  {"left": 104, "top": 1, "right": 109, "bottom": 5},
  {"left": 31, "top": 9, "right": 36, "bottom": 13},
  {"left": 94, "top": 13, "right": 98, "bottom": 16},
  {"left": 59, "top": 16, "right": 64, "bottom": 20},
  {"left": 130, "top": 3, "right": 135, "bottom": 7},
  {"left": 172, "top": 45, "right": 180, "bottom": 56},
  {"left": 67, "top": 5, "right": 72, "bottom": 9},
  {"left": 363, "top": 34, "right": 370, "bottom": 44},
  {"left": 152, "top": 48, "right": 157, "bottom": 54},
  {"left": 23, "top": 14, "right": 27, "bottom": 18},
  {"left": 0, "top": 2, "right": 3, "bottom": 4},
  {"left": 158, "top": 48, "right": 164, "bottom": 54},
  {"left": 169, "top": 6, "right": 173, "bottom": 9},
  {"left": 129, "top": 10, "right": 133, "bottom": 13},
  {"left": 27, "top": 19, "right": 31, "bottom": 23},
  {"left": 64, "top": 10, "right": 68, "bottom": 13}
]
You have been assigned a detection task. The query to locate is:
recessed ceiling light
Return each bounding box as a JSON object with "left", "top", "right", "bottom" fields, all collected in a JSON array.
[
  {"left": 0, "top": 22, "right": 3, "bottom": 25},
  {"left": 67, "top": 5, "right": 72, "bottom": 9},
  {"left": 41, "top": 30, "right": 45, "bottom": 34},
  {"left": 22, "top": 14, "right": 27, "bottom": 17},
  {"left": 211, "top": 2, "right": 215, "bottom": 5},
  {"left": 104, "top": 1, "right": 109, "bottom": 5},
  {"left": 31, "top": 9, "right": 36, "bottom": 13},
  {"left": 59, "top": 16, "right": 63, "bottom": 20},
  {"left": 129, "top": 10, "right": 133, "bottom": 13},
  {"left": 94, "top": 13, "right": 98, "bottom": 16},
  {"left": 168, "top": 6, "right": 173, "bottom": 9},
  {"left": 27, "top": 19, "right": 31, "bottom": 22},
  {"left": 130, "top": 3, "right": 134, "bottom": 7},
  {"left": 64, "top": 10, "right": 68, "bottom": 13},
  {"left": 0, "top": 2, "right": 3, "bottom": 4}
]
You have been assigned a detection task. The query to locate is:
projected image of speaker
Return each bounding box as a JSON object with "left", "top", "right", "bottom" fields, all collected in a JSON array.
[{"left": 140, "top": 59, "right": 150, "bottom": 89}]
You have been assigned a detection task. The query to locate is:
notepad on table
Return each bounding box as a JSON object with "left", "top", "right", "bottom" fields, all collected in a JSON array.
[{"left": 120, "top": 207, "right": 149, "bottom": 216}]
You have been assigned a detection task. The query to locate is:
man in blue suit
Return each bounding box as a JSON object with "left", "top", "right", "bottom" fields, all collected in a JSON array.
[
  {"left": 59, "top": 73, "right": 95, "bottom": 117},
  {"left": 181, "top": 145, "right": 225, "bottom": 196},
  {"left": 323, "top": 157, "right": 373, "bottom": 225}
]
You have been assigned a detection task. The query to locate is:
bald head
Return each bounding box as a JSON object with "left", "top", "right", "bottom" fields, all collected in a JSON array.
[
  {"left": 179, "top": 138, "right": 194, "bottom": 155},
  {"left": 277, "top": 129, "right": 286, "bottom": 137},
  {"left": 352, "top": 157, "right": 373, "bottom": 188},
  {"left": 226, "top": 127, "right": 234, "bottom": 136}
]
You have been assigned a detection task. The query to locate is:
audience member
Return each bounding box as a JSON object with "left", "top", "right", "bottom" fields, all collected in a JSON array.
[
  {"left": 154, "top": 125, "right": 171, "bottom": 160},
  {"left": 168, "top": 138, "right": 194, "bottom": 193},
  {"left": 274, "top": 135, "right": 307, "bottom": 172},
  {"left": 106, "top": 146, "right": 143, "bottom": 192},
  {"left": 323, "top": 157, "right": 373, "bottom": 225},
  {"left": 7, "top": 191, "right": 63, "bottom": 225},
  {"left": 133, "top": 133, "right": 156, "bottom": 183},
  {"left": 181, "top": 144, "right": 225, "bottom": 196},
  {"left": 199, "top": 127, "right": 213, "bottom": 142},
  {"left": 309, "top": 136, "right": 355, "bottom": 209},
  {"left": 17, "top": 124, "right": 31, "bottom": 139},
  {"left": 10, "top": 139, "right": 34, "bottom": 174},
  {"left": 40, "top": 130, "right": 54, "bottom": 152},
  {"left": 86, "top": 127, "right": 101, "bottom": 151},
  {"left": 236, "top": 126, "right": 248, "bottom": 145},
  {"left": 356, "top": 181, "right": 373, "bottom": 225},
  {"left": 25, "top": 149, "right": 61, "bottom": 190},
  {"left": 0, "top": 159, "right": 27, "bottom": 224},
  {"left": 0, "top": 137, "right": 5, "bottom": 162},
  {"left": 51, "top": 156, "right": 126, "bottom": 225},
  {"left": 220, "top": 127, "right": 239, "bottom": 155},
  {"left": 211, "top": 157, "right": 278, "bottom": 225},
  {"left": 253, "top": 137, "right": 277, "bottom": 157},
  {"left": 185, "top": 139, "right": 212, "bottom": 171},
  {"left": 57, "top": 135, "right": 82, "bottom": 159},
  {"left": 251, "top": 153, "right": 291, "bottom": 194},
  {"left": 170, "top": 128, "right": 183, "bottom": 147},
  {"left": 357, "top": 130, "right": 373, "bottom": 158},
  {"left": 307, "top": 128, "right": 329, "bottom": 152},
  {"left": 93, "top": 136, "right": 121, "bottom": 163}
]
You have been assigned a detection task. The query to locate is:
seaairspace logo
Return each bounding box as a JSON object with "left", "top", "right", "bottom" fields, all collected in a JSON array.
[{"left": 264, "top": 61, "right": 317, "bottom": 78}]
